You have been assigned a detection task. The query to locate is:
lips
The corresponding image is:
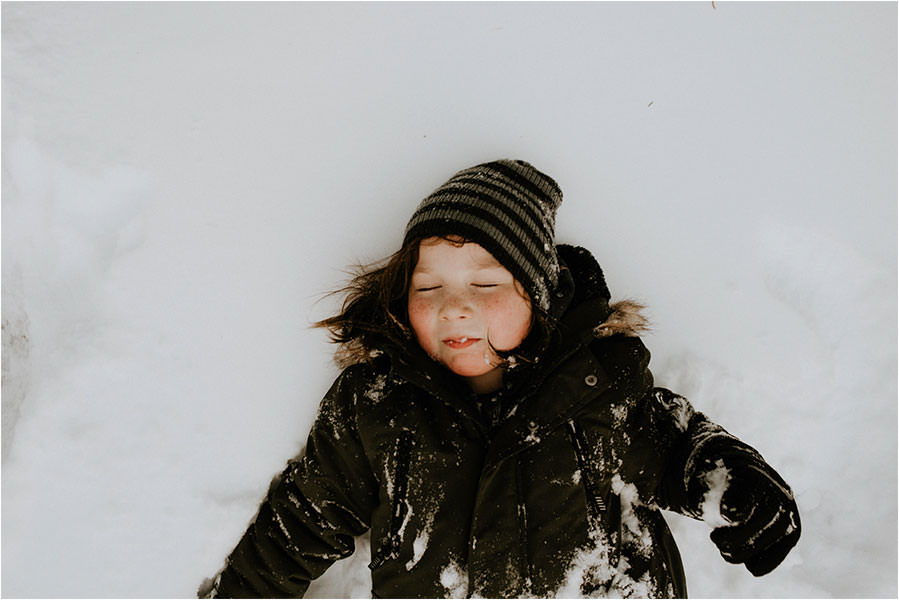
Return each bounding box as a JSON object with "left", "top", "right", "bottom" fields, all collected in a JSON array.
[{"left": 443, "top": 336, "right": 480, "bottom": 350}]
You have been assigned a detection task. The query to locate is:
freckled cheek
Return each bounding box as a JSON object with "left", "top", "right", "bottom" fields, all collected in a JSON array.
[
  {"left": 408, "top": 298, "right": 436, "bottom": 347},
  {"left": 484, "top": 296, "right": 532, "bottom": 349}
]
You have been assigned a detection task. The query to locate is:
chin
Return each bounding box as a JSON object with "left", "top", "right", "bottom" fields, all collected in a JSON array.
[{"left": 445, "top": 357, "right": 496, "bottom": 379}]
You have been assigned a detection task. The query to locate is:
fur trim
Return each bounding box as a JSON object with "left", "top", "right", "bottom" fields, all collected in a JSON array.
[{"left": 593, "top": 300, "right": 650, "bottom": 338}]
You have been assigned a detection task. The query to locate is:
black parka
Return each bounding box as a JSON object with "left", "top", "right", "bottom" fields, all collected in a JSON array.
[{"left": 207, "top": 246, "right": 785, "bottom": 598}]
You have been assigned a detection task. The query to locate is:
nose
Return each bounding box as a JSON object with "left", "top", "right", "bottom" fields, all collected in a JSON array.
[{"left": 439, "top": 291, "right": 472, "bottom": 320}]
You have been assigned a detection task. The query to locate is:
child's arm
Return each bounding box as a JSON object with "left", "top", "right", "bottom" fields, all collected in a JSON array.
[
  {"left": 201, "top": 369, "right": 379, "bottom": 598},
  {"left": 646, "top": 389, "right": 801, "bottom": 577}
]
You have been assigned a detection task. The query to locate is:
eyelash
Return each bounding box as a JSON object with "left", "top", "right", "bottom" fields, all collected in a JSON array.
[{"left": 414, "top": 283, "right": 498, "bottom": 292}]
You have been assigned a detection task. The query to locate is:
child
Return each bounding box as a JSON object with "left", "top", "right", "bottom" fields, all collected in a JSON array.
[{"left": 200, "top": 160, "right": 800, "bottom": 598}]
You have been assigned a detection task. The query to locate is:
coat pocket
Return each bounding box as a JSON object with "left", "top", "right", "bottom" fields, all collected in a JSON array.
[
  {"left": 566, "top": 420, "right": 606, "bottom": 528},
  {"left": 369, "top": 430, "right": 414, "bottom": 569}
]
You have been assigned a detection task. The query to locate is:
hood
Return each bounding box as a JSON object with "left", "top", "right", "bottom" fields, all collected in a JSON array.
[{"left": 554, "top": 244, "right": 648, "bottom": 340}]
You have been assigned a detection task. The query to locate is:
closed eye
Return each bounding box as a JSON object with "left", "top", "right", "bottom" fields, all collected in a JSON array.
[
  {"left": 415, "top": 285, "right": 441, "bottom": 292},
  {"left": 472, "top": 283, "right": 498, "bottom": 288}
]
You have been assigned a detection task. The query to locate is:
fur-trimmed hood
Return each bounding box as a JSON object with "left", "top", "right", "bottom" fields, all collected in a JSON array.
[{"left": 554, "top": 244, "right": 649, "bottom": 340}]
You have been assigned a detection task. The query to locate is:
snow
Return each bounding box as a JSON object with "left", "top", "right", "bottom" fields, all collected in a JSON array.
[
  {"left": 699, "top": 461, "right": 732, "bottom": 529},
  {"left": 439, "top": 560, "right": 469, "bottom": 598},
  {"left": 555, "top": 542, "right": 616, "bottom": 599},
  {"left": 610, "top": 474, "right": 653, "bottom": 558},
  {"left": 525, "top": 421, "right": 542, "bottom": 444},
  {"left": 2, "top": 2, "right": 896, "bottom": 598},
  {"left": 405, "top": 511, "right": 435, "bottom": 572},
  {"left": 363, "top": 373, "right": 387, "bottom": 406},
  {"left": 556, "top": 538, "right": 661, "bottom": 599}
]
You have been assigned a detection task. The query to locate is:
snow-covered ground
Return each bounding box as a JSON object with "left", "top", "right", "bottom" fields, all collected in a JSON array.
[{"left": 2, "top": 2, "right": 895, "bottom": 597}]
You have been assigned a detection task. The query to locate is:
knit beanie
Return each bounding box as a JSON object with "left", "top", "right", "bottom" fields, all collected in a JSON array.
[{"left": 403, "top": 159, "right": 563, "bottom": 311}]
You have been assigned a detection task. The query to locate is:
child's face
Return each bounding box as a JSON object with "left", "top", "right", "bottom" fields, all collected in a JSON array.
[{"left": 408, "top": 237, "right": 532, "bottom": 394}]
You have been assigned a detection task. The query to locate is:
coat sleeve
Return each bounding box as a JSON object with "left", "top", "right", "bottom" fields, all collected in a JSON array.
[
  {"left": 206, "top": 367, "right": 379, "bottom": 598},
  {"left": 636, "top": 387, "right": 801, "bottom": 576},
  {"left": 638, "top": 387, "right": 791, "bottom": 520}
]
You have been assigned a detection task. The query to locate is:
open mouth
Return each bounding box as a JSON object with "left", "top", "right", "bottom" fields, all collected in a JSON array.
[{"left": 443, "top": 336, "right": 480, "bottom": 350}]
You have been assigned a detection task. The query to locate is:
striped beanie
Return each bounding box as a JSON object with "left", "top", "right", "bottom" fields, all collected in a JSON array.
[{"left": 403, "top": 159, "right": 563, "bottom": 311}]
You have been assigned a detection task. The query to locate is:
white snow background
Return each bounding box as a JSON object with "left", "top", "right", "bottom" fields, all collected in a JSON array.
[{"left": 2, "top": 2, "right": 896, "bottom": 597}]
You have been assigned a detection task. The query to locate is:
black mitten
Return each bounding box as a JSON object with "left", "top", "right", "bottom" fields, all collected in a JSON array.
[{"left": 709, "top": 462, "right": 801, "bottom": 576}]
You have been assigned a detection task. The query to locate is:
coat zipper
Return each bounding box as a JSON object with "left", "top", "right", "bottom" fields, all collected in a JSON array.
[
  {"left": 369, "top": 431, "right": 414, "bottom": 569},
  {"left": 514, "top": 458, "right": 534, "bottom": 591},
  {"left": 567, "top": 420, "right": 606, "bottom": 527}
]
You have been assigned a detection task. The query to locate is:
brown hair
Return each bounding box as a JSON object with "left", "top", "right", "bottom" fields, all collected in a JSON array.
[{"left": 315, "top": 236, "right": 558, "bottom": 368}]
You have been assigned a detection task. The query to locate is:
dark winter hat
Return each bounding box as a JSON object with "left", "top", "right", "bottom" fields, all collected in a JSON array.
[{"left": 403, "top": 159, "right": 563, "bottom": 311}]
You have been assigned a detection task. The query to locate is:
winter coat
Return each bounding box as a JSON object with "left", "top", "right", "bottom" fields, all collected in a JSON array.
[{"left": 205, "top": 245, "right": 786, "bottom": 598}]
